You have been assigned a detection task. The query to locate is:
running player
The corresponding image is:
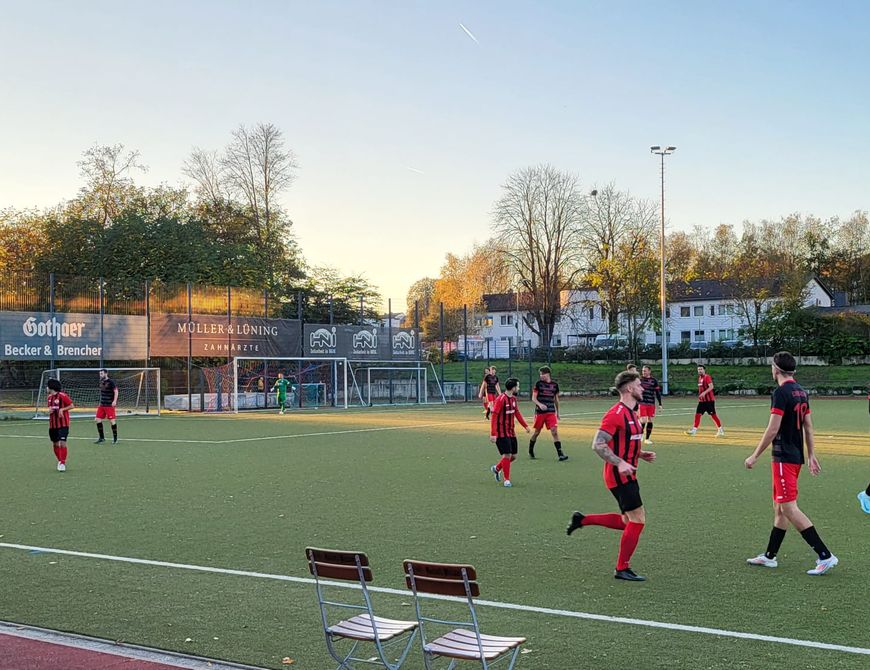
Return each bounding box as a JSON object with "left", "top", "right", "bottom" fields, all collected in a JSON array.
[
  {"left": 566, "top": 370, "right": 655, "bottom": 581},
  {"left": 47, "top": 379, "right": 74, "bottom": 471},
  {"left": 272, "top": 371, "right": 292, "bottom": 414},
  {"left": 528, "top": 366, "right": 567, "bottom": 461},
  {"left": 489, "top": 378, "right": 530, "bottom": 488},
  {"left": 639, "top": 366, "right": 662, "bottom": 444},
  {"left": 95, "top": 369, "right": 118, "bottom": 443},
  {"left": 744, "top": 351, "right": 838, "bottom": 575},
  {"left": 685, "top": 364, "right": 724, "bottom": 437},
  {"left": 478, "top": 367, "right": 501, "bottom": 419}
]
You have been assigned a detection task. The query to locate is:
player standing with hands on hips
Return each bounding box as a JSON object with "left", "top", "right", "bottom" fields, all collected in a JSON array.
[{"left": 528, "top": 366, "right": 568, "bottom": 461}]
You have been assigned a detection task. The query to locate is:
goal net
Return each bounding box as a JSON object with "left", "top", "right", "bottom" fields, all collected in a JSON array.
[
  {"left": 34, "top": 368, "right": 161, "bottom": 419},
  {"left": 348, "top": 360, "right": 446, "bottom": 406},
  {"left": 228, "top": 357, "right": 351, "bottom": 412}
]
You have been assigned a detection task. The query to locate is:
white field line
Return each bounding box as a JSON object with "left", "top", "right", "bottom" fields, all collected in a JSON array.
[{"left": 0, "top": 542, "right": 867, "bottom": 656}]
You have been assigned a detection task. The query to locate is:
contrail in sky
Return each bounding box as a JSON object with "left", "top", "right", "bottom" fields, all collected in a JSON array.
[
  {"left": 459, "top": 23, "right": 479, "bottom": 44},
  {"left": 405, "top": 166, "right": 425, "bottom": 174}
]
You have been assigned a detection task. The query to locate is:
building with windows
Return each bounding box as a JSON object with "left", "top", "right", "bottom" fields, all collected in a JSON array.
[{"left": 477, "top": 277, "right": 833, "bottom": 355}]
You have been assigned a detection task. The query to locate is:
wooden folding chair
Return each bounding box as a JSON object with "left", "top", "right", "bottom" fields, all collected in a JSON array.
[
  {"left": 403, "top": 560, "right": 526, "bottom": 669},
  {"left": 306, "top": 548, "right": 418, "bottom": 670}
]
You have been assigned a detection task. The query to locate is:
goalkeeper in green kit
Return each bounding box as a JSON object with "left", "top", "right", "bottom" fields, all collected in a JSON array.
[{"left": 271, "top": 371, "right": 292, "bottom": 414}]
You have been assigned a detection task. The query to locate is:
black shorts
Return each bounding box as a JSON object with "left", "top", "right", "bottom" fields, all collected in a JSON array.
[
  {"left": 696, "top": 401, "right": 716, "bottom": 415},
  {"left": 49, "top": 427, "right": 69, "bottom": 443},
  {"left": 609, "top": 479, "right": 643, "bottom": 513},
  {"left": 495, "top": 437, "right": 518, "bottom": 455}
]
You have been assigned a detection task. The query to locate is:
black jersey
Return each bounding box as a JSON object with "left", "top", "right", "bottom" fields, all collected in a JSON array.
[
  {"left": 770, "top": 380, "right": 810, "bottom": 465},
  {"left": 483, "top": 373, "right": 499, "bottom": 394},
  {"left": 640, "top": 376, "right": 661, "bottom": 406},
  {"left": 533, "top": 380, "right": 559, "bottom": 414},
  {"left": 99, "top": 378, "right": 117, "bottom": 406}
]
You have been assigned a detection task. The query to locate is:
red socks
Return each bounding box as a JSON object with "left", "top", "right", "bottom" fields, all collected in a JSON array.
[
  {"left": 497, "top": 456, "right": 512, "bottom": 481},
  {"left": 711, "top": 414, "right": 722, "bottom": 428},
  {"left": 693, "top": 414, "right": 702, "bottom": 428},
  {"left": 52, "top": 445, "right": 67, "bottom": 464},
  {"left": 581, "top": 513, "right": 626, "bottom": 530},
  {"left": 617, "top": 522, "right": 645, "bottom": 571},
  {"left": 52, "top": 445, "right": 60, "bottom": 461}
]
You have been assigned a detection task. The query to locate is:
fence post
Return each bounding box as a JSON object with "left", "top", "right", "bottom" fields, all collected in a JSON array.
[
  {"left": 463, "top": 304, "right": 468, "bottom": 402},
  {"left": 99, "top": 277, "right": 105, "bottom": 368},
  {"left": 359, "top": 295, "right": 364, "bottom": 325},
  {"left": 328, "top": 297, "right": 334, "bottom": 325},
  {"left": 49, "top": 272, "right": 56, "bottom": 371},
  {"left": 528, "top": 339, "right": 533, "bottom": 398},
  {"left": 227, "top": 286, "right": 232, "bottom": 366},
  {"left": 439, "top": 302, "right": 445, "bottom": 399},
  {"left": 144, "top": 279, "right": 151, "bottom": 414},
  {"left": 187, "top": 282, "right": 192, "bottom": 413},
  {"left": 297, "top": 291, "right": 304, "bottom": 408},
  {"left": 388, "top": 298, "right": 394, "bottom": 404}
]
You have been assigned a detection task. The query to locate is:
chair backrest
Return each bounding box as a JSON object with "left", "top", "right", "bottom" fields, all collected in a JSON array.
[
  {"left": 306, "top": 547, "right": 373, "bottom": 582},
  {"left": 403, "top": 560, "right": 480, "bottom": 598}
]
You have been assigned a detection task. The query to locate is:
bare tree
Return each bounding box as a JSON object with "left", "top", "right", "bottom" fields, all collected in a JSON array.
[
  {"left": 76, "top": 144, "right": 147, "bottom": 226},
  {"left": 492, "top": 165, "right": 585, "bottom": 347},
  {"left": 580, "top": 183, "right": 657, "bottom": 333},
  {"left": 182, "top": 148, "right": 226, "bottom": 206}
]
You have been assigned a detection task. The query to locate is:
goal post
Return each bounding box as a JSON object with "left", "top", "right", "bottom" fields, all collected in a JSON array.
[
  {"left": 230, "top": 357, "right": 351, "bottom": 412},
  {"left": 348, "top": 360, "right": 447, "bottom": 406},
  {"left": 34, "top": 367, "right": 161, "bottom": 419}
]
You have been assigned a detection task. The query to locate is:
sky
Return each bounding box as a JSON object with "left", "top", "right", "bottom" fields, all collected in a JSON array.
[{"left": 1, "top": 0, "right": 869, "bottom": 311}]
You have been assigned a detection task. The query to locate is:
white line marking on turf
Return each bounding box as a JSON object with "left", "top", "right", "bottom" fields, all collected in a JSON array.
[{"left": 1, "top": 542, "right": 866, "bottom": 656}]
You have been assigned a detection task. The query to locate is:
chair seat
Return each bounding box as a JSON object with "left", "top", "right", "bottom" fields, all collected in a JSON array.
[
  {"left": 425, "top": 628, "right": 527, "bottom": 661},
  {"left": 328, "top": 613, "right": 418, "bottom": 642}
]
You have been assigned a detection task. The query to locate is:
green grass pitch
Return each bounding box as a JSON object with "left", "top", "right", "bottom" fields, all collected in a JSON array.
[{"left": 0, "top": 397, "right": 868, "bottom": 668}]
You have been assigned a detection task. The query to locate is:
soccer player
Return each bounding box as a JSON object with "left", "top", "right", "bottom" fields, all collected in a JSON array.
[
  {"left": 478, "top": 367, "right": 501, "bottom": 419},
  {"left": 566, "top": 370, "right": 655, "bottom": 581},
  {"left": 47, "top": 379, "right": 74, "bottom": 471},
  {"left": 858, "top": 391, "right": 870, "bottom": 514},
  {"left": 489, "top": 378, "right": 530, "bottom": 488},
  {"left": 639, "top": 366, "right": 662, "bottom": 444},
  {"left": 744, "top": 351, "right": 838, "bottom": 575},
  {"left": 272, "top": 371, "right": 292, "bottom": 414},
  {"left": 528, "top": 366, "right": 567, "bottom": 461},
  {"left": 95, "top": 368, "right": 118, "bottom": 444},
  {"left": 685, "top": 364, "right": 724, "bottom": 437}
]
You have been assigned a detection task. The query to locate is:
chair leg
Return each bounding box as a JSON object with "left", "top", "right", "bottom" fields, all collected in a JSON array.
[
  {"left": 504, "top": 646, "right": 522, "bottom": 670},
  {"left": 326, "top": 634, "right": 360, "bottom": 669}
]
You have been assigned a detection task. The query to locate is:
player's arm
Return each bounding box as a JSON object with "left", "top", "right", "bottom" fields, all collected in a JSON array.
[
  {"left": 531, "top": 386, "right": 544, "bottom": 410},
  {"left": 495, "top": 382, "right": 501, "bottom": 395},
  {"left": 744, "top": 413, "right": 782, "bottom": 469},
  {"left": 489, "top": 395, "right": 504, "bottom": 441},
  {"left": 554, "top": 391, "right": 560, "bottom": 417},
  {"left": 803, "top": 412, "right": 821, "bottom": 475},
  {"left": 478, "top": 379, "right": 486, "bottom": 398},
  {"left": 112, "top": 385, "right": 119, "bottom": 407},
  {"left": 655, "top": 382, "right": 662, "bottom": 406},
  {"left": 592, "top": 429, "right": 636, "bottom": 475},
  {"left": 700, "top": 381, "right": 714, "bottom": 400}
]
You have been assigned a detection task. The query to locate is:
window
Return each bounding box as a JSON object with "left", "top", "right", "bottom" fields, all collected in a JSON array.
[
  {"left": 588, "top": 307, "right": 594, "bottom": 320},
  {"left": 665, "top": 307, "right": 671, "bottom": 318},
  {"left": 681, "top": 330, "right": 691, "bottom": 342},
  {"left": 726, "top": 304, "right": 735, "bottom": 315},
  {"left": 601, "top": 306, "right": 607, "bottom": 320},
  {"left": 680, "top": 306, "right": 690, "bottom": 318},
  {"left": 693, "top": 306, "right": 703, "bottom": 317},
  {"left": 709, "top": 305, "right": 715, "bottom": 316},
  {"left": 553, "top": 336, "right": 562, "bottom": 347},
  {"left": 694, "top": 330, "right": 705, "bottom": 342},
  {"left": 718, "top": 304, "right": 727, "bottom": 315},
  {"left": 718, "top": 329, "right": 727, "bottom": 340},
  {"left": 500, "top": 315, "right": 513, "bottom": 326}
]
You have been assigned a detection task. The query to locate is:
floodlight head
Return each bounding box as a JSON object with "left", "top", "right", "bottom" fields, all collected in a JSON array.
[
  {"left": 666, "top": 146, "right": 677, "bottom": 152},
  {"left": 650, "top": 145, "right": 661, "bottom": 152},
  {"left": 590, "top": 189, "right": 598, "bottom": 196}
]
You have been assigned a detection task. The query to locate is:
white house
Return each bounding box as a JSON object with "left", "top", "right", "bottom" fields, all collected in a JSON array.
[{"left": 476, "top": 277, "right": 834, "bottom": 356}]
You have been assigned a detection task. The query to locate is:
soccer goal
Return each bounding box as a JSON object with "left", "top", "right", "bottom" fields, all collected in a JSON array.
[
  {"left": 230, "top": 357, "right": 352, "bottom": 412},
  {"left": 34, "top": 368, "right": 161, "bottom": 419},
  {"left": 348, "top": 360, "right": 447, "bottom": 406}
]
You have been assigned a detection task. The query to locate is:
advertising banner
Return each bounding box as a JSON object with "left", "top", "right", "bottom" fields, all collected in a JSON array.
[
  {"left": 304, "top": 324, "right": 420, "bottom": 360},
  {"left": 0, "top": 311, "right": 146, "bottom": 360},
  {"left": 150, "top": 314, "right": 301, "bottom": 357}
]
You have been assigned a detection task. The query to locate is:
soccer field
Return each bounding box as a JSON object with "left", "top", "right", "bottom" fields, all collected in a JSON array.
[{"left": 1, "top": 397, "right": 868, "bottom": 669}]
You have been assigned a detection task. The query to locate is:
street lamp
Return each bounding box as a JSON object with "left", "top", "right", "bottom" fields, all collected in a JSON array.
[{"left": 650, "top": 145, "right": 676, "bottom": 395}]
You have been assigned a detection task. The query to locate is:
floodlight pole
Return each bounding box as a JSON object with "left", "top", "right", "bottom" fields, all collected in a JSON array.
[{"left": 650, "top": 146, "right": 676, "bottom": 395}]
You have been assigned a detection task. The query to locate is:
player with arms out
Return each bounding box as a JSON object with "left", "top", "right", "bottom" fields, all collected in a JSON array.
[
  {"left": 272, "top": 371, "right": 292, "bottom": 414},
  {"left": 489, "top": 378, "right": 530, "bottom": 488},
  {"left": 528, "top": 366, "right": 567, "bottom": 461},
  {"left": 47, "top": 379, "right": 75, "bottom": 471},
  {"left": 95, "top": 369, "right": 118, "bottom": 444},
  {"left": 478, "top": 366, "right": 501, "bottom": 419},
  {"left": 685, "top": 364, "right": 724, "bottom": 437},
  {"left": 566, "top": 370, "right": 655, "bottom": 581},
  {"left": 744, "top": 351, "right": 838, "bottom": 575},
  {"left": 639, "top": 366, "right": 662, "bottom": 444}
]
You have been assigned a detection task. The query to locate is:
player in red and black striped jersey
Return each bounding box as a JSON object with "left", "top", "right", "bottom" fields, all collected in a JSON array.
[
  {"left": 744, "top": 351, "right": 838, "bottom": 575},
  {"left": 528, "top": 366, "right": 567, "bottom": 461},
  {"left": 46, "top": 379, "right": 75, "bottom": 472},
  {"left": 488, "top": 378, "right": 530, "bottom": 488},
  {"left": 566, "top": 370, "right": 656, "bottom": 582},
  {"left": 685, "top": 364, "right": 724, "bottom": 437},
  {"left": 478, "top": 367, "right": 501, "bottom": 419},
  {"left": 639, "top": 366, "right": 662, "bottom": 444}
]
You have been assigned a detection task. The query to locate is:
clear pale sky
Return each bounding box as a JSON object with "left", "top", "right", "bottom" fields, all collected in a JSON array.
[{"left": 1, "top": 1, "right": 868, "bottom": 310}]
